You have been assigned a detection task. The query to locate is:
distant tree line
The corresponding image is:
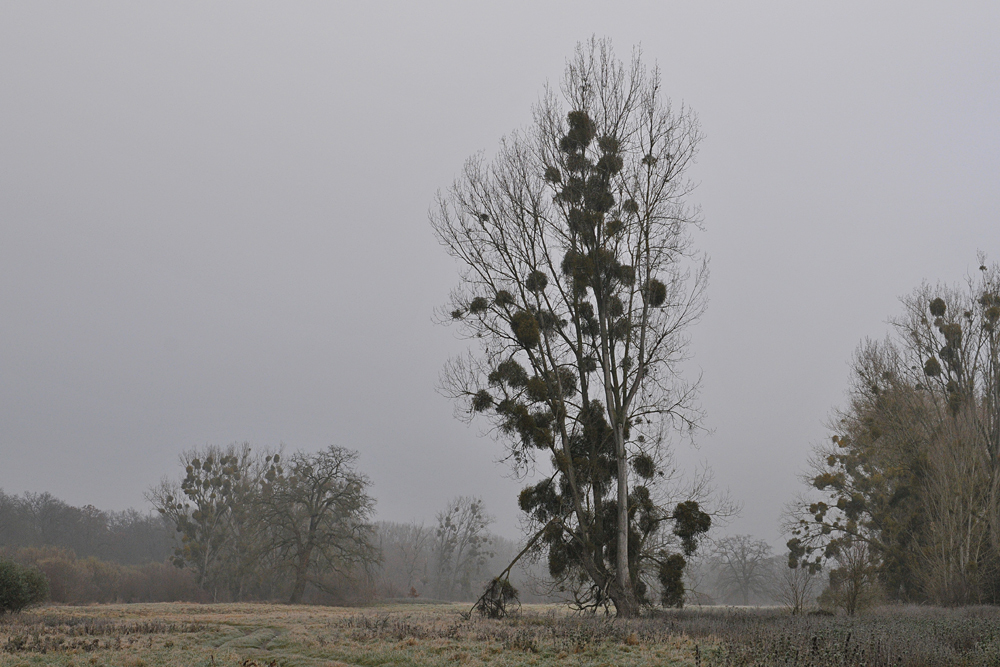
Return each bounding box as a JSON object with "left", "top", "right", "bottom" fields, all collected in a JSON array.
[
  {"left": 0, "top": 546, "right": 204, "bottom": 605},
  {"left": 0, "top": 479, "right": 560, "bottom": 607},
  {"left": 790, "top": 258, "right": 1000, "bottom": 607},
  {"left": 0, "top": 490, "right": 200, "bottom": 604},
  {"left": 2, "top": 445, "right": 724, "bottom": 609},
  {"left": 680, "top": 535, "right": 819, "bottom": 614},
  {"left": 0, "top": 443, "right": 380, "bottom": 606},
  {"left": 0, "top": 489, "right": 173, "bottom": 564},
  {"left": 9, "top": 449, "right": 811, "bottom": 613}
]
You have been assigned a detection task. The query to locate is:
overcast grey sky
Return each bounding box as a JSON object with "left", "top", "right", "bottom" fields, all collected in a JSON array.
[{"left": 1, "top": 2, "right": 997, "bottom": 544}]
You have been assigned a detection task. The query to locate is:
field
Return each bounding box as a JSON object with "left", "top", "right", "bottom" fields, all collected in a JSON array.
[{"left": 3, "top": 602, "right": 1000, "bottom": 666}]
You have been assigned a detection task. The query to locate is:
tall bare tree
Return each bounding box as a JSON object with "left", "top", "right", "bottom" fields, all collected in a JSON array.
[
  {"left": 710, "top": 535, "right": 772, "bottom": 606},
  {"left": 432, "top": 37, "right": 709, "bottom": 616},
  {"left": 261, "top": 446, "right": 378, "bottom": 604},
  {"left": 432, "top": 496, "right": 494, "bottom": 600}
]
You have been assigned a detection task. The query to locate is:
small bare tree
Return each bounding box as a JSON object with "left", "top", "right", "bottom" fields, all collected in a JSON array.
[
  {"left": 774, "top": 555, "right": 818, "bottom": 614},
  {"left": 822, "top": 537, "right": 879, "bottom": 615}
]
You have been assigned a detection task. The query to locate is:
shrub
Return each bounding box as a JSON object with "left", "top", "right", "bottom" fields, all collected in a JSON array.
[
  {"left": 0, "top": 558, "right": 48, "bottom": 614},
  {"left": 30, "top": 549, "right": 94, "bottom": 603}
]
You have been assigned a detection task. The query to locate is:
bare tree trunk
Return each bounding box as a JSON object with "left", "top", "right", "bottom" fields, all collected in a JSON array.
[
  {"left": 614, "top": 422, "right": 639, "bottom": 617},
  {"left": 288, "top": 547, "right": 311, "bottom": 604}
]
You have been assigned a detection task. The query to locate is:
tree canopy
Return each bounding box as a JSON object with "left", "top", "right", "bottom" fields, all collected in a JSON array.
[
  {"left": 150, "top": 443, "right": 378, "bottom": 603},
  {"left": 789, "top": 257, "right": 1000, "bottom": 605}
]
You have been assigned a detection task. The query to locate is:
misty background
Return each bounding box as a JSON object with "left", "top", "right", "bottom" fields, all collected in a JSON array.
[{"left": 1, "top": 2, "right": 997, "bottom": 545}]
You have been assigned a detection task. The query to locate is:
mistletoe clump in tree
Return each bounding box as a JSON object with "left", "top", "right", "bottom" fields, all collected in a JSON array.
[
  {"left": 432, "top": 38, "right": 713, "bottom": 617},
  {"left": 152, "top": 444, "right": 264, "bottom": 601}
]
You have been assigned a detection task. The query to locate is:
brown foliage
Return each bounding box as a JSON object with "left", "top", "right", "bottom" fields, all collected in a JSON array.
[{"left": 0, "top": 546, "right": 205, "bottom": 604}]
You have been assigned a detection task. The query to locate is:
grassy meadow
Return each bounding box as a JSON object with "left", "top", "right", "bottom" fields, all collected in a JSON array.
[
  {"left": 4, "top": 601, "right": 1000, "bottom": 666},
  {"left": 0, "top": 602, "right": 707, "bottom": 667}
]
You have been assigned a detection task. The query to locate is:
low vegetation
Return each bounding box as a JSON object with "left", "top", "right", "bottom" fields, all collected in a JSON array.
[
  {"left": 4, "top": 602, "right": 1000, "bottom": 666},
  {"left": 0, "top": 602, "right": 707, "bottom": 666}
]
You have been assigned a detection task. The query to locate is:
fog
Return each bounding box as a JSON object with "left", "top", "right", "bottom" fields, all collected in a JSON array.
[{"left": 1, "top": 2, "right": 997, "bottom": 545}]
